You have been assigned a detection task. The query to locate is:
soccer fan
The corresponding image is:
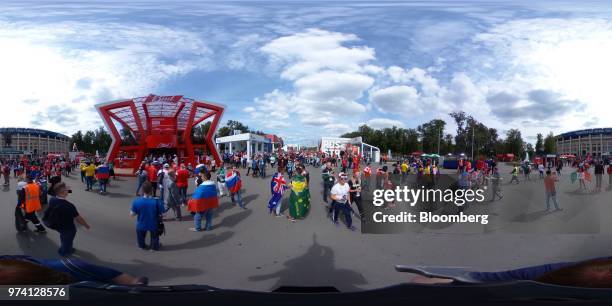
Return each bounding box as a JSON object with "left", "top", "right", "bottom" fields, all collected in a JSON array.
[
  {"left": 130, "top": 182, "right": 164, "bottom": 251},
  {"left": 330, "top": 172, "right": 356, "bottom": 231},
  {"left": 44, "top": 182, "right": 90, "bottom": 256},
  {"left": 226, "top": 166, "right": 244, "bottom": 209},
  {"left": 188, "top": 171, "right": 219, "bottom": 231}
]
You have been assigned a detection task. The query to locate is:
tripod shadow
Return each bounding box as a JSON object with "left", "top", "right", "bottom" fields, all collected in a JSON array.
[{"left": 248, "top": 234, "right": 367, "bottom": 292}]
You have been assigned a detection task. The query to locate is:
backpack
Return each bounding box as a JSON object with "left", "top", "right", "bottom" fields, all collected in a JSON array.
[{"left": 42, "top": 203, "right": 62, "bottom": 230}]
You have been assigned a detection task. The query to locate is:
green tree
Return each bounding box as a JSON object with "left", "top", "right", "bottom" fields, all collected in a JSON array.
[
  {"left": 543, "top": 132, "right": 557, "bottom": 154},
  {"left": 504, "top": 129, "right": 524, "bottom": 158},
  {"left": 535, "top": 133, "right": 544, "bottom": 154},
  {"left": 218, "top": 120, "right": 250, "bottom": 137},
  {"left": 71, "top": 130, "right": 84, "bottom": 151},
  {"left": 417, "top": 119, "right": 445, "bottom": 154}
]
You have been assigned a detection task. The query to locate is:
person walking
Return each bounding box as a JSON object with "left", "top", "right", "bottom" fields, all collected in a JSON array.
[
  {"left": 20, "top": 176, "right": 46, "bottom": 233},
  {"left": 164, "top": 171, "right": 182, "bottom": 221},
  {"left": 135, "top": 163, "right": 148, "bottom": 196},
  {"left": 544, "top": 170, "right": 562, "bottom": 212},
  {"left": 509, "top": 165, "right": 520, "bottom": 184},
  {"left": 176, "top": 164, "right": 190, "bottom": 204},
  {"left": 188, "top": 171, "right": 219, "bottom": 231},
  {"left": 348, "top": 172, "right": 364, "bottom": 222},
  {"left": 268, "top": 170, "right": 288, "bottom": 217},
  {"left": 331, "top": 172, "right": 356, "bottom": 231},
  {"left": 490, "top": 167, "right": 503, "bottom": 201},
  {"left": 259, "top": 157, "right": 266, "bottom": 178},
  {"left": 130, "top": 182, "right": 164, "bottom": 251},
  {"left": 44, "top": 182, "right": 90, "bottom": 256},
  {"left": 146, "top": 162, "right": 159, "bottom": 197},
  {"left": 83, "top": 162, "right": 96, "bottom": 191},
  {"left": 216, "top": 165, "right": 226, "bottom": 197},
  {"left": 95, "top": 162, "right": 110, "bottom": 194},
  {"left": 608, "top": 162, "right": 612, "bottom": 187},
  {"left": 594, "top": 161, "right": 604, "bottom": 192},
  {"left": 2, "top": 163, "right": 10, "bottom": 186},
  {"left": 226, "top": 166, "right": 244, "bottom": 209},
  {"left": 321, "top": 162, "right": 334, "bottom": 204}
]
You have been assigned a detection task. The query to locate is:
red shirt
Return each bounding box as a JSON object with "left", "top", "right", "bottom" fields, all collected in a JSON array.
[
  {"left": 147, "top": 165, "right": 158, "bottom": 182},
  {"left": 176, "top": 169, "right": 189, "bottom": 188}
]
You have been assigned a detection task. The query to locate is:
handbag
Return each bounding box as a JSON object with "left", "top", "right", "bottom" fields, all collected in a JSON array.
[{"left": 155, "top": 199, "right": 165, "bottom": 236}]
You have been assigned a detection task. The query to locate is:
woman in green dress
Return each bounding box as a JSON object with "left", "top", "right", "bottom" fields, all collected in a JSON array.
[{"left": 288, "top": 166, "right": 310, "bottom": 221}]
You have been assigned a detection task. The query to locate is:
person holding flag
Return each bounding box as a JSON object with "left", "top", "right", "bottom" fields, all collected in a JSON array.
[
  {"left": 268, "top": 169, "right": 289, "bottom": 217},
  {"left": 288, "top": 168, "right": 310, "bottom": 222},
  {"left": 226, "top": 166, "right": 245, "bottom": 209},
  {"left": 95, "top": 162, "right": 110, "bottom": 194},
  {"left": 187, "top": 171, "right": 219, "bottom": 232}
]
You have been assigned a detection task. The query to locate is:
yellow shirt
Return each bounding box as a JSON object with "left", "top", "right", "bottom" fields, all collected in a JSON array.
[
  {"left": 84, "top": 164, "right": 96, "bottom": 177},
  {"left": 401, "top": 163, "right": 408, "bottom": 173}
]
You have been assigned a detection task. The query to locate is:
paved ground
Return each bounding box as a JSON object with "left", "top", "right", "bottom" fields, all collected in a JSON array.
[{"left": 1, "top": 163, "right": 611, "bottom": 292}]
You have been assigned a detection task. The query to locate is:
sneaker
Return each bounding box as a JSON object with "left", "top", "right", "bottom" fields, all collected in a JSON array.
[
  {"left": 348, "top": 226, "right": 357, "bottom": 231},
  {"left": 189, "top": 227, "right": 201, "bottom": 232},
  {"left": 555, "top": 208, "right": 564, "bottom": 211}
]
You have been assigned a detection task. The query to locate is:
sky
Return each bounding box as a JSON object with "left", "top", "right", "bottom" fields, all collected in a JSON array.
[{"left": 2, "top": 0, "right": 612, "bottom": 145}]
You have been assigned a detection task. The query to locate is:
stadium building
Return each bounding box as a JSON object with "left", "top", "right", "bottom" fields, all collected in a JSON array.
[
  {"left": 555, "top": 128, "right": 612, "bottom": 159},
  {"left": 0, "top": 127, "right": 71, "bottom": 156}
]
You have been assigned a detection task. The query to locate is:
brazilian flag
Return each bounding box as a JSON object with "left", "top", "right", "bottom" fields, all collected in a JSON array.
[{"left": 289, "top": 174, "right": 310, "bottom": 219}]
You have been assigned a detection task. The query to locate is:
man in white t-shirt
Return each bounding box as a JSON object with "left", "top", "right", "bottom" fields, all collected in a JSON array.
[
  {"left": 538, "top": 163, "right": 545, "bottom": 179},
  {"left": 330, "top": 172, "right": 356, "bottom": 231}
]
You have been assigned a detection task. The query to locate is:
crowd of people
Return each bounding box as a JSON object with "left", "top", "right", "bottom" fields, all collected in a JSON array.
[{"left": 4, "top": 150, "right": 612, "bottom": 259}]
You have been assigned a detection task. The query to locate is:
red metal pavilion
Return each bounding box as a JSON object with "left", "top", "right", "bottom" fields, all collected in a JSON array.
[{"left": 96, "top": 94, "right": 224, "bottom": 175}]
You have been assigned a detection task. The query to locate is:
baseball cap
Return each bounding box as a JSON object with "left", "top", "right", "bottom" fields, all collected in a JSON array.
[
  {"left": 163, "top": 163, "right": 170, "bottom": 168},
  {"left": 339, "top": 172, "right": 348, "bottom": 179}
]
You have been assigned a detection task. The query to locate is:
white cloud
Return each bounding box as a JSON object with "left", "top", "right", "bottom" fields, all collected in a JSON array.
[
  {"left": 250, "top": 29, "right": 376, "bottom": 128},
  {"left": 0, "top": 20, "right": 213, "bottom": 134},
  {"left": 260, "top": 28, "right": 375, "bottom": 80},
  {"left": 369, "top": 85, "right": 419, "bottom": 114},
  {"left": 365, "top": 118, "right": 405, "bottom": 129},
  {"left": 473, "top": 18, "right": 612, "bottom": 132}
]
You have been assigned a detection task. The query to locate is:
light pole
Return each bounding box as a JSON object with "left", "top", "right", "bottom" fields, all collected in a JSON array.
[
  {"left": 471, "top": 125, "right": 475, "bottom": 161},
  {"left": 437, "top": 126, "right": 441, "bottom": 155}
]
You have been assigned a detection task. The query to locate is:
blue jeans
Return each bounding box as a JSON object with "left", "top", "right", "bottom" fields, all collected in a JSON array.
[
  {"left": 85, "top": 176, "right": 93, "bottom": 190},
  {"left": 546, "top": 191, "right": 560, "bottom": 210},
  {"left": 159, "top": 184, "right": 165, "bottom": 205},
  {"left": 333, "top": 201, "right": 352, "bottom": 228},
  {"left": 58, "top": 229, "right": 77, "bottom": 256},
  {"left": 136, "top": 177, "right": 146, "bottom": 195},
  {"left": 231, "top": 190, "right": 244, "bottom": 208},
  {"left": 178, "top": 187, "right": 188, "bottom": 204},
  {"left": 194, "top": 209, "right": 213, "bottom": 231},
  {"left": 136, "top": 229, "right": 159, "bottom": 250},
  {"left": 99, "top": 180, "right": 107, "bottom": 192}
]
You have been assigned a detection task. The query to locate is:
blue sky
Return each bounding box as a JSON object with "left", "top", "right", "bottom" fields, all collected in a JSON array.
[{"left": 2, "top": 1, "right": 612, "bottom": 145}]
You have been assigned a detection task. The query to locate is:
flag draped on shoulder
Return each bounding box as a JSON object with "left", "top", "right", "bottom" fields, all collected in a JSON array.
[
  {"left": 96, "top": 166, "right": 110, "bottom": 180},
  {"left": 225, "top": 170, "right": 242, "bottom": 193},
  {"left": 289, "top": 174, "right": 310, "bottom": 219},
  {"left": 188, "top": 181, "right": 219, "bottom": 212},
  {"left": 268, "top": 172, "right": 287, "bottom": 213}
]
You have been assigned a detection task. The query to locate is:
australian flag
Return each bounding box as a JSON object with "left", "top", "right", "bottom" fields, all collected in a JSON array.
[
  {"left": 225, "top": 170, "right": 242, "bottom": 194},
  {"left": 268, "top": 172, "right": 287, "bottom": 213},
  {"left": 188, "top": 181, "right": 219, "bottom": 212}
]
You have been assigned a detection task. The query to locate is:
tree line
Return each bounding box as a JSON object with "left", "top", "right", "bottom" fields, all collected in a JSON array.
[{"left": 341, "top": 111, "right": 557, "bottom": 159}]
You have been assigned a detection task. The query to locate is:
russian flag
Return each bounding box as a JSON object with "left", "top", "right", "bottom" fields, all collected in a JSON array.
[
  {"left": 188, "top": 181, "right": 219, "bottom": 212},
  {"left": 96, "top": 166, "right": 110, "bottom": 180},
  {"left": 225, "top": 171, "right": 242, "bottom": 194}
]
